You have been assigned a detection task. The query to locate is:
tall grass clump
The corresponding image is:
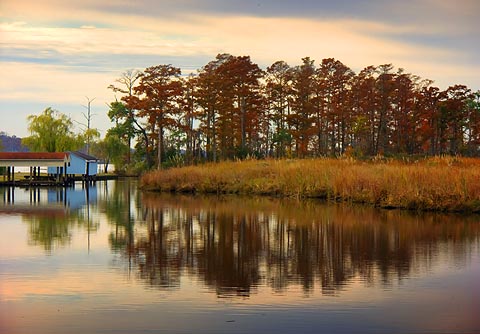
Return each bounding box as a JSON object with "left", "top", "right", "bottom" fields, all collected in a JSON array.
[{"left": 140, "top": 157, "right": 480, "bottom": 213}]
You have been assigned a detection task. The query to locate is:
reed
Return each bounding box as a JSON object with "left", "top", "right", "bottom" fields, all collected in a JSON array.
[{"left": 140, "top": 157, "right": 480, "bottom": 213}]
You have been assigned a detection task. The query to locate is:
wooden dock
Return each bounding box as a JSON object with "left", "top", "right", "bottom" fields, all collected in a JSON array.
[
  {"left": 0, "top": 174, "right": 118, "bottom": 188},
  {"left": 0, "top": 177, "right": 74, "bottom": 187},
  {"left": 1, "top": 152, "right": 118, "bottom": 188}
]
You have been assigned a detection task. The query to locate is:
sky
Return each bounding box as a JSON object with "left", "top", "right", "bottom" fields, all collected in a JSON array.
[{"left": 1, "top": 0, "right": 479, "bottom": 138}]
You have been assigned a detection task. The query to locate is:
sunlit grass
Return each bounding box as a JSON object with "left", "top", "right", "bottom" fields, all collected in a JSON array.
[{"left": 141, "top": 157, "right": 480, "bottom": 212}]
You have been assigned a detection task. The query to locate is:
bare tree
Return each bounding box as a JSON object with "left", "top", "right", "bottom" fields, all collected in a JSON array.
[{"left": 79, "top": 96, "right": 97, "bottom": 155}]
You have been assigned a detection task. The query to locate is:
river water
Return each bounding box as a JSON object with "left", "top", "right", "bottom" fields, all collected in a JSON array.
[{"left": 1, "top": 179, "right": 479, "bottom": 334}]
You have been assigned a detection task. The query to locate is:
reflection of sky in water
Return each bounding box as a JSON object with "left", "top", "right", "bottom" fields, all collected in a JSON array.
[
  {"left": 0, "top": 180, "right": 479, "bottom": 334},
  {"left": 1, "top": 184, "right": 97, "bottom": 210},
  {"left": 1, "top": 264, "right": 479, "bottom": 334}
]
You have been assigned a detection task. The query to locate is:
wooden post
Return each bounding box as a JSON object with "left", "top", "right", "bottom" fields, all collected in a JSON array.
[{"left": 12, "top": 166, "right": 15, "bottom": 186}]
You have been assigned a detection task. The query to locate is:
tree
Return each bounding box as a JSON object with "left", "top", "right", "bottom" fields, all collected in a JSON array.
[
  {"left": 22, "top": 107, "right": 82, "bottom": 152},
  {"left": 215, "top": 55, "right": 265, "bottom": 158},
  {"left": 195, "top": 54, "right": 229, "bottom": 162},
  {"left": 440, "top": 85, "right": 472, "bottom": 154},
  {"left": 91, "top": 130, "right": 129, "bottom": 173},
  {"left": 180, "top": 74, "right": 199, "bottom": 164},
  {"left": 107, "top": 101, "right": 135, "bottom": 164},
  {"left": 108, "top": 70, "right": 143, "bottom": 164},
  {"left": 391, "top": 70, "right": 416, "bottom": 154},
  {"left": 265, "top": 60, "right": 293, "bottom": 157},
  {"left": 78, "top": 96, "right": 98, "bottom": 155},
  {"left": 465, "top": 91, "right": 480, "bottom": 156},
  {"left": 416, "top": 84, "right": 443, "bottom": 155},
  {"left": 350, "top": 66, "right": 375, "bottom": 156},
  {"left": 105, "top": 56, "right": 478, "bottom": 164},
  {"left": 375, "top": 64, "right": 396, "bottom": 155},
  {"left": 317, "top": 58, "right": 354, "bottom": 155},
  {"left": 288, "top": 57, "right": 316, "bottom": 157},
  {"left": 134, "top": 64, "right": 184, "bottom": 169}
]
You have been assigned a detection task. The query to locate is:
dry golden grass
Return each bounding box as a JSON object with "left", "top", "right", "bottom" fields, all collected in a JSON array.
[{"left": 141, "top": 157, "right": 480, "bottom": 212}]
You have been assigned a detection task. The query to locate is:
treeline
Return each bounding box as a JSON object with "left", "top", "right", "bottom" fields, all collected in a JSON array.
[
  {"left": 0, "top": 132, "right": 28, "bottom": 152},
  {"left": 106, "top": 54, "right": 480, "bottom": 170}
]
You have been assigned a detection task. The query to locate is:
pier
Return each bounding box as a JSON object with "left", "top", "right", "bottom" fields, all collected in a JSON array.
[{"left": 0, "top": 152, "right": 72, "bottom": 187}]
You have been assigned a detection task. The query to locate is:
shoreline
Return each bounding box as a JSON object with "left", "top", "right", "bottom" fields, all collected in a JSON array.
[{"left": 141, "top": 157, "right": 480, "bottom": 214}]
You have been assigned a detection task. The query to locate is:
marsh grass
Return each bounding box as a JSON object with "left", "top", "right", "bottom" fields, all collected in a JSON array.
[{"left": 141, "top": 157, "right": 480, "bottom": 212}]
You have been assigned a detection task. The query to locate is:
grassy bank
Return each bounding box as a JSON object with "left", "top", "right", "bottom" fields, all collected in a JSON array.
[{"left": 141, "top": 157, "right": 480, "bottom": 213}]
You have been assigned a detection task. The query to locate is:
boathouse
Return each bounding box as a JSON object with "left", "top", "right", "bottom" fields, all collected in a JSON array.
[
  {"left": 48, "top": 151, "right": 98, "bottom": 179},
  {"left": 0, "top": 152, "right": 71, "bottom": 185}
]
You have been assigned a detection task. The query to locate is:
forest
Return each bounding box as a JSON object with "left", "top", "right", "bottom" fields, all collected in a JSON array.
[{"left": 104, "top": 54, "right": 480, "bottom": 171}]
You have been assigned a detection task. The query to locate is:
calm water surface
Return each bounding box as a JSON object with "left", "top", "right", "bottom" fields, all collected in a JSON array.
[{"left": 1, "top": 179, "right": 479, "bottom": 334}]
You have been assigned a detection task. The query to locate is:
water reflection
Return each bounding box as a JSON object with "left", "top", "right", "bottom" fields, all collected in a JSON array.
[
  {"left": 108, "top": 190, "right": 480, "bottom": 297},
  {"left": 3, "top": 181, "right": 479, "bottom": 296},
  {"left": 1, "top": 180, "right": 479, "bottom": 334},
  {"left": 1, "top": 184, "right": 99, "bottom": 253}
]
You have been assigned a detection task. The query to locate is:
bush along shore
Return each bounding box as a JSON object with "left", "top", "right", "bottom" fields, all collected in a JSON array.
[{"left": 140, "top": 157, "right": 480, "bottom": 213}]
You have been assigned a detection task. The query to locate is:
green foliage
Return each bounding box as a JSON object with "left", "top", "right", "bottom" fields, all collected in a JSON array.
[
  {"left": 91, "top": 130, "right": 129, "bottom": 173},
  {"left": 163, "top": 152, "right": 185, "bottom": 169},
  {"left": 108, "top": 101, "right": 136, "bottom": 139},
  {"left": 81, "top": 128, "right": 100, "bottom": 146},
  {"left": 22, "top": 107, "right": 83, "bottom": 152}
]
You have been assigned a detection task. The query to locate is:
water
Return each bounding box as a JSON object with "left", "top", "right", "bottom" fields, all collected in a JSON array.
[{"left": 1, "top": 179, "right": 479, "bottom": 334}]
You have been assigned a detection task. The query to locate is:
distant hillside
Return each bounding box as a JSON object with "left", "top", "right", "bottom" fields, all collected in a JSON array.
[{"left": 0, "top": 132, "right": 29, "bottom": 152}]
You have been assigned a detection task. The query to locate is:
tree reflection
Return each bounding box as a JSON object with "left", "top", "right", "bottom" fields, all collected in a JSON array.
[
  {"left": 27, "top": 213, "right": 71, "bottom": 253},
  {"left": 24, "top": 205, "right": 100, "bottom": 253},
  {"left": 16, "top": 186, "right": 100, "bottom": 254},
  {"left": 101, "top": 179, "right": 136, "bottom": 253},
  {"left": 110, "top": 192, "right": 480, "bottom": 297}
]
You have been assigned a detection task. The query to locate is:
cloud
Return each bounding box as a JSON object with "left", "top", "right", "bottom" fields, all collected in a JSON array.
[
  {"left": 1, "top": 0, "right": 479, "bottom": 137},
  {"left": 0, "top": 62, "right": 113, "bottom": 102},
  {"left": 1, "top": 13, "right": 479, "bottom": 101}
]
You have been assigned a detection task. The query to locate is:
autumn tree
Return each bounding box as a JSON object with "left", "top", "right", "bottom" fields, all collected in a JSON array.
[
  {"left": 265, "top": 60, "right": 293, "bottom": 157},
  {"left": 390, "top": 70, "right": 416, "bottom": 154},
  {"left": 134, "top": 64, "right": 183, "bottom": 169},
  {"left": 195, "top": 55, "right": 226, "bottom": 161},
  {"left": 351, "top": 66, "right": 377, "bottom": 155},
  {"left": 374, "top": 64, "right": 396, "bottom": 155},
  {"left": 439, "top": 85, "right": 472, "bottom": 154},
  {"left": 180, "top": 74, "right": 199, "bottom": 163},
  {"left": 214, "top": 55, "right": 265, "bottom": 158},
  {"left": 414, "top": 85, "right": 443, "bottom": 155},
  {"left": 105, "top": 56, "right": 478, "bottom": 167},
  {"left": 288, "top": 57, "right": 316, "bottom": 157},
  {"left": 317, "top": 58, "right": 354, "bottom": 155},
  {"left": 465, "top": 91, "right": 480, "bottom": 156}
]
